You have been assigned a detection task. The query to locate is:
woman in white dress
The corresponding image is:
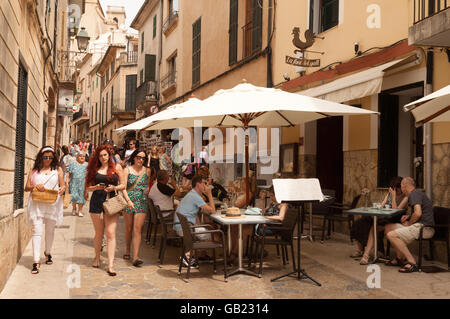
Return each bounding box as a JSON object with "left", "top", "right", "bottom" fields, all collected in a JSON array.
[{"left": 24, "top": 146, "right": 65, "bottom": 274}]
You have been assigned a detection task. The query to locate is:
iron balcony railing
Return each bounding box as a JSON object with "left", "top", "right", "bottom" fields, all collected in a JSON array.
[
  {"left": 414, "top": 0, "right": 449, "bottom": 24},
  {"left": 136, "top": 81, "right": 158, "bottom": 107},
  {"left": 126, "top": 51, "right": 138, "bottom": 63},
  {"left": 163, "top": 10, "right": 179, "bottom": 33},
  {"left": 161, "top": 70, "right": 176, "bottom": 90}
]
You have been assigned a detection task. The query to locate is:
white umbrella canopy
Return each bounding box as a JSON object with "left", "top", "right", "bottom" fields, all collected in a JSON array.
[
  {"left": 144, "top": 82, "right": 377, "bottom": 130},
  {"left": 139, "top": 82, "right": 378, "bottom": 204},
  {"left": 115, "top": 97, "right": 203, "bottom": 131},
  {"left": 404, "top": 85, "right": 450, "bottom": 125}
]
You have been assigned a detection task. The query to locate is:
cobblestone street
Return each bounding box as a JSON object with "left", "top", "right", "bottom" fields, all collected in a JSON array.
[{"left": 2, "top": 205, "right": 449, "bottom": 299}]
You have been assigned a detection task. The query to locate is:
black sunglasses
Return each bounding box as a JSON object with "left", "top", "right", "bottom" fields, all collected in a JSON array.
[
  {"left": 135, "top": 156, "right": 146, "bottom": 161},
  {"left": 43, "top": 156, "right": 54, "bottom": 160}
]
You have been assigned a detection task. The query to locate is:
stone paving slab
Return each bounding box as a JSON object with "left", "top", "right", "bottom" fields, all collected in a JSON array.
[{"left": 1, "top": 204, "right": 449, "bottom": 299}]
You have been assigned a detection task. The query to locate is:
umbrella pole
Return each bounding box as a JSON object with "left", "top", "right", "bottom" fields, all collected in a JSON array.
[{"left": 244, "top": 122, "right": 250, "bottom": 207}]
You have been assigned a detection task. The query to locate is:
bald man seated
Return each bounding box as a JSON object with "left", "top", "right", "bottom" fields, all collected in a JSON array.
[{"left": 384, "top": 177, "right": 435, "bottom": 273}]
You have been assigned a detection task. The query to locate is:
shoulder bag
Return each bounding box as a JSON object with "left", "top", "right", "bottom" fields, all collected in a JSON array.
[{"left": 32, "top": 171, "right": 59, "bottom": 204}]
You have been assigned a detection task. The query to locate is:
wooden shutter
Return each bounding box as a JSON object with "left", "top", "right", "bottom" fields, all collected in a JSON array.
[
  {"left": 229, "top": 0, "right": 238, "bottom": 65},
  {"left": 251, "top": 0, "right": 262, "bottom": 53},
  {"left": 321, "top": 0, "right": 339, "bottom": 32},
  {"left": 192, "top": 18, "right": 201, "bottom": 87},
  {"left": 141, "top": 32, "right": 145, "bottom": 52},
  {"left": 145, "top": 54, "right": 156, "bottom": 82},
  {"left": 153, "top": 15, "right": 157, "bottom": 38},
  {"left": 378, "top": 94, "right": 399, "bottom": 187},
  {"left": 14, "top": 63, "right": 28, "bottom": 210},
  {"left": 125, "top": 75, "right": 137, "bottom": 111}
]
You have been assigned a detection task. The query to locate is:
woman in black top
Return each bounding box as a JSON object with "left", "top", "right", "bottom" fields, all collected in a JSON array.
[
  {"left": 85, "top": 145, "right": 133, "bottom": 276},
  {"left": 149, "top": 146, "right": 160, "bottom": 173}
]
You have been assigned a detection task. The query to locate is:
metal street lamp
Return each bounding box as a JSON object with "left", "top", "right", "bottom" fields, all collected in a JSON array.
[{"left": 76, "top": 27, "right": 90, "bottom": 52}]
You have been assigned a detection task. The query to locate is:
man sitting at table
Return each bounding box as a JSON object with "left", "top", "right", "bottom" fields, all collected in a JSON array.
[
  {"left": 173, "top": 174, "right": 216, "bottom": 266},
  {"left": 384, "top": 177, "right": 435, "bottom": 273},
  {"left": 149, "top": 170, "right": 181, "bottom": 218}
]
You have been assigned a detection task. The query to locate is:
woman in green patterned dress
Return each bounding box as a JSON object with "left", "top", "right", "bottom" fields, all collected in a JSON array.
[{"left": 122, "top": 150, "right": 152, "bottom": 267}]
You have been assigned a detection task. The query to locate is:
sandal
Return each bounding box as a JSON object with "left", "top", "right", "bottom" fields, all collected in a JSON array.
[
  {"left": 123, "top": 254, "right": 131, "bottom": 260},
  {"left": 385, "top": 258, "right": 405, "bottom": 267},
  {"left": 31, "top": 263, "right": 40, "bottom": 274},
  {"left": 92, "top": 259, "right": 101, "bottom": 268},
  {"left": 44, "top": 252, "right": 53, "bottom": 265},
  {"left": 132, "top": 259, "right": 143, "bottom": 267},
  {"left": 350, "top": 250, "right": 363, "bottom": 258},
  {"left": 399, "top": 262, "right": 419, "bottom": 273},
  {"left": 359, "top": 254, "right": 370, "bottom": 265},
  {"left": 107, "top": 268, "right": 117, "bottom": 276}
]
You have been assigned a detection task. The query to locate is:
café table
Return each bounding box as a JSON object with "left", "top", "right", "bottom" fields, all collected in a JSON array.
[
  {"left": 343, "top": 207, "right": 405, "bottom": 262},
  {"left": 208, "top": 210, "right": 277, "bottom": 278}
]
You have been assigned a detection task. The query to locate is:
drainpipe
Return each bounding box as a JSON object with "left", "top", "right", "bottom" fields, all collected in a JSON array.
[
  {"left": 266, "top": 0, "right": 274, "bottom": 88},
  {"left": 424, "top": 51, "right": 433, "bottom": 199},
  {"left": 158, "top": 0, "right": 163, "bottom": 106}
]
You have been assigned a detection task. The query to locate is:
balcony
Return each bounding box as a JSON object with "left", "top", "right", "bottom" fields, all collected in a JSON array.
[
  {"left": 409, "top": 0, "right": 450, "bottom": 47},
  {"left": 160, "top": 70, "right": 176, "bottom": 95},
  {"left": 136, "top": 81, "right": 158, "bottom": 110},
  {"left": 111, "top": 98, "right": 137, "bottom": 120},
  {"left": 120, "top": 51, "right": 138, "bottom": 65},
  {"left": 163, "top": 11, "right": 179, "bottom": 34},
  {"left": 72, "top": 108, "right": 89, "bottom": 125}
]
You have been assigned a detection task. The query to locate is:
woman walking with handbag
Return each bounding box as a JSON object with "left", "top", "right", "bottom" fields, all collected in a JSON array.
[
  {"left": 85, "top": 145, "right": 133, "bottom": 276},
  {"left": 66, "top": 152, "right": 88, "bottom": 217},
  {"left": 24, "top": 146, "right": 65, "bottom": 274},
  {"left": 122, "top": 150, "right": 151, "bottom": 267}
]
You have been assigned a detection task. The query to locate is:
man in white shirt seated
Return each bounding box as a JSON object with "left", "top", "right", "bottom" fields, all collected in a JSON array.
[{"left": 149, "top": 170, "right": 181, "bottom": 217}]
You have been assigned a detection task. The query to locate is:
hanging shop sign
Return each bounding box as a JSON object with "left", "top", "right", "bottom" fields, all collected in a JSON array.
[{"left": 285, "top": 56, "right": 320, "bottom": 67}]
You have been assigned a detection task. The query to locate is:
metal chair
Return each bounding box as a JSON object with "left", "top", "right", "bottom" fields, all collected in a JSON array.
[
  {"left": 305, "top": 189, "right": 336, "bottom": 241},
  {"left": 176, "top": 212, "right": 228, "bottom": 281},
  {"left": 248, "top": 208, "right": 298, "bottom": 276},
  {"left": 323, "top": 194, "right": 361, "bottom": 242},
  {"left": 154, "top": 205, "right": 182, "bottom": 264}
]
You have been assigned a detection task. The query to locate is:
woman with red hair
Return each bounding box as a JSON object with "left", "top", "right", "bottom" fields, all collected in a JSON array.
[{"left": 85, "top": 145, "right": 133, "bottom": 276}]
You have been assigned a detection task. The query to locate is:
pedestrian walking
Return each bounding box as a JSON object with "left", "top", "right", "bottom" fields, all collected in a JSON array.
[
  {"left": 66, "top": 151, "right": 88, "bottom": 217},
  {"left": 159, "top": 145, "right": 172, "bottom": 175},
  {"left": 149, "top": 145, "right": 160, "bottom": 173},
  {"left": 122, "top": 150, "right": 151, "bottom": 267},
  {"left": 84, "top": 145, "right": 133, "bottom": 276},
  {"left": 24, "top": 146, "right": 65, "bottom": 274}
]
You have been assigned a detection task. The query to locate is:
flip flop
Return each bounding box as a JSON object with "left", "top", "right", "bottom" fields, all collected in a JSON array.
[{"left": 123, "top": 254, "right": 131, "bottom": 260}]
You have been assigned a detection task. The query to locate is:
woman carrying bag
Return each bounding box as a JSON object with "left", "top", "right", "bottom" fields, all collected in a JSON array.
[
  {"left": 85, "top": 145, "right": 133, "bottom": 276},
  {"left": 122, "top": 150, "right": 151, "bottom": 267},
  {"left": 24, "top": 146, "right": 65, "bottom": 275}
]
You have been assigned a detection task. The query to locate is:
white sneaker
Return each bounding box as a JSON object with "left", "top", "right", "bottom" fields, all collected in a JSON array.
[
  {"left": 72, "top": 210, "right": 77, "bottom": 216},
  {"left": 78, "top": 212, "right": 84, "bottom": 217}
]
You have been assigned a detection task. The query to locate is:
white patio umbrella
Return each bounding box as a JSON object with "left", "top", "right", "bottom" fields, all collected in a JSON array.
[
  {"left": 404, "top": 85, "right": 450, "bottom": 125},
  {"left": 115, "top": 97, "right": 203, "bottom": 131},
  {"left": 141, "top": 82, "right": 378, "bottom": 203}
]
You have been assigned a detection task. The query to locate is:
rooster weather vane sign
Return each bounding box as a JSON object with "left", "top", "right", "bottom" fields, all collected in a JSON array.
[{"left": 286, "top": 27, "right": 324, "bottom": 68}]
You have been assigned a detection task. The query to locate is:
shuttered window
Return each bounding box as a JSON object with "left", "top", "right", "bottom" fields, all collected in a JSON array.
[
  {"left": 153, "top": 15, "right": 157, "bottom": 38},
  {"left": 141, "top": 32, "right": 145, "bottom": 52},
  {"left": 229, "top": 0, "right": 238, "bottom": 65},
  {"left": 14, "top": 63, "right": 28, "bottom": 210},
  {"left": 111, "top": 86, "right": 114, "bottom": 111},
  {"left": 251, "top": 0, "right": 262, "bottom": 53},
  {"left": 192, "top": 17, "right": 201, "bottom": 87},
  {"left": 145, "top": 54, "right": 156, "bottom": 82},
  {"left": 125, "top": 75, "right": 137, "bottom": 111}
]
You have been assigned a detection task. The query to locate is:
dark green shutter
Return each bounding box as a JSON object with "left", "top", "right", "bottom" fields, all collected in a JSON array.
[
  {"left": 14, "top": 63, "right": 28, "bottom": 210},
  {"left": 125, "top": 75, "right": 137, "bottom": 111},
  {"left": 252, "top": 0, "right": 262, "bottom": 53},
  {"left": 141, "top": 32, "right": 145, "bottom": 52},
  {"left": 229, "top": 0, "right": 238, "bottom": 65},
  {"left": 321, "top": 0, "right": 339, "bottom": 32},
  {"left": 145, "top": 54, "right": 156, "bottom": 82},
  {"left": 153, "top": 15, "right": 157, "bottom": 38},
  {"left": 192, "top": 18, "right": 201, "bottom": 86}
]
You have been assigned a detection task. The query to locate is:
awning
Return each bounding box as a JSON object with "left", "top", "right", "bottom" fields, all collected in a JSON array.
[
  {"left": 296, "top": 58, "right": 410, "bottom": 103},
  {"left": 404, "top": 84, "right": 450, "bottom": 125}
]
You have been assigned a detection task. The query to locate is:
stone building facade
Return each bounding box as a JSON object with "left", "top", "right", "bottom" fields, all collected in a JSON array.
[{"left": 0, "top": 0, "right": 72, "bottom": 292}]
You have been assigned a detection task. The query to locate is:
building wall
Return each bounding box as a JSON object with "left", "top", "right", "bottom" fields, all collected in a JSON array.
[{"left": 0, "top": 0, "right": 68, "bottom": 292}]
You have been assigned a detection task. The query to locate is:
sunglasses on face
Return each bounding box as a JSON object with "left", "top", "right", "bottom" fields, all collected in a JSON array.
[
  {"left": 43, "top": 156, "right": 54, "bottom": 160},
  {"left": 129, "top": 143, "right": 134, "bottom": 146},
  {"left": 135, "top": 156, "right": 146, "bottom": 161}
]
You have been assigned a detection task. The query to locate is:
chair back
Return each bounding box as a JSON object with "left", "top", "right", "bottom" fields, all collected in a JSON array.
[
  {"left": 432, "top": 206, "right": 450, "bottom": 240},
  {"left": 176, "top": 212, "right": 194, "bottom": 253},
  {"left": 155, "top": 206, "right": 168, "bottom": 236},
  {"left": 350, "top": 194, "right": 361, "bottom": 209},
  {"left": 147, "top": 198, "right": 158, "bottom": 223},
  {"left": 279, "top": 207, "right": 298, "bottom": 242}
]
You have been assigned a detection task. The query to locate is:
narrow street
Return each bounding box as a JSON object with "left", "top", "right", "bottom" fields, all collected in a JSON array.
[{"left": 1, "top": 205, "right": 448, "bottom": 299}]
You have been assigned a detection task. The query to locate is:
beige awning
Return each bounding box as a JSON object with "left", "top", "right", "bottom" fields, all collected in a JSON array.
[
  {"left": 296, "top": 58, "right": 409, "bottom": 103},
  {"left": 404, "top": 85, "right": 450, "bottom": 125}
]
